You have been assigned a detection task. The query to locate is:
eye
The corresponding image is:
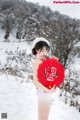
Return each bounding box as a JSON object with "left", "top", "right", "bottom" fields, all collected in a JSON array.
[
  {"left": 41, "top": 50, "right": 44, "bottom": 52},
  {"left": 42, "top": 50, "right": 44, "bottom": 52}
]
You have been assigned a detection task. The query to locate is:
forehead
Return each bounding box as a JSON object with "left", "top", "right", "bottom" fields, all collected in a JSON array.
[{"left": 42, "top": 46, "right": 47, "bottom": 50}]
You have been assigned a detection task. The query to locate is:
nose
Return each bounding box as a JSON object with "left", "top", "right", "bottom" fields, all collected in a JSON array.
[{"left": 44, "top": 51, "right": 47, "bottom": 56}]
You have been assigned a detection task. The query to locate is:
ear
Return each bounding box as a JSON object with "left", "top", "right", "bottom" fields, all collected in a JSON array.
[
  {"left": 36, "top": 50, "right": 40, "bottom": 54},
  {"left": 36, "top": 50, "right": 38, "bottom": 53}
]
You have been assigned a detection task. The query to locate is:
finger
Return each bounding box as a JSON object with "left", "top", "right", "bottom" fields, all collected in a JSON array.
[
  {"left": 53, "top": 84, "right": 55, "bottom": 88},
  {"left": 51, "top": 85, "right": 56, "bottom": 90},
  {"left": 54, "top": 84, "right": 56, "bottom": 89},
  {"left": 56, "top": 59, "right": 58, "bottom": 61}
]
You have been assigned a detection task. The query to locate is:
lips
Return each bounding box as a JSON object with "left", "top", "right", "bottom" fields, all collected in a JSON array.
[
  {"left": 42, "top": 56, "right": 47, "bottom": 60},
  {"left": 43, "top": 55, "right": 45, "bottom": 57}
]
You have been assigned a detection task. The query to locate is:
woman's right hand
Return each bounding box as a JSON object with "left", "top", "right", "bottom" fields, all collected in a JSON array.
[
  {"left": 50, "top": 85, "right": 57, "bottom": 92},
  {"left": 46, "top": 85, "right": 57, "bottom": 93}
]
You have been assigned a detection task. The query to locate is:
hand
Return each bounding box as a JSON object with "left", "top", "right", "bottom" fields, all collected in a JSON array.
[
  {"left": 52, "top": 55, "right": 59, "bottom": 61},
  {"left": 51, "top": 87, "right": 57, "bottom": 93},
  {"left": 50, "top": 84, "right": 57, "bottom": 92},
  {"left": 46, "top": 85, "right": 57, "bottom": 93}
]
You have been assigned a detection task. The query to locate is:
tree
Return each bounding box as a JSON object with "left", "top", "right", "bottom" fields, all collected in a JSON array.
[{"left": 0, "top": 13, "right": 16, "bottom": 40}]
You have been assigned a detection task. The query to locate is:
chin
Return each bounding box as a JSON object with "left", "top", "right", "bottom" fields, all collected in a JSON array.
[{"left": 43, "top": 55, "right": 46, "bottom": 58}]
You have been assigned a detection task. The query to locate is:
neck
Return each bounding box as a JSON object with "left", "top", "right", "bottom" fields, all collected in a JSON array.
[{"left": 36, "top": 55, "right": 43, "bottom": 61}]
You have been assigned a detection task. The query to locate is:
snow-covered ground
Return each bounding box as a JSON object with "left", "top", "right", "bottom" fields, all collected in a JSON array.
[
  {"left": 0, "top": 31, "right": 80, "bottom": 120},
  {"left": 0, "top": 74, "right": 80, "bottom": 120}
]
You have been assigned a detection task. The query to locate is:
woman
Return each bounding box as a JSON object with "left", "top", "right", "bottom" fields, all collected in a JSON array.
[{"left": 32, "top": 37, "right": 58, "bottom": 120}]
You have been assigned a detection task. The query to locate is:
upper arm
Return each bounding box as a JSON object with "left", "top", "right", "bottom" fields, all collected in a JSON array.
[{"left": 33, "top": 62, "right": 39, "bottom": 83}]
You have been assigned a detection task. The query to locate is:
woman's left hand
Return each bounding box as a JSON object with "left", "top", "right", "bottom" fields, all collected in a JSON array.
[{"left": 52, "top": 55, "right": 59, "bottom": 61}]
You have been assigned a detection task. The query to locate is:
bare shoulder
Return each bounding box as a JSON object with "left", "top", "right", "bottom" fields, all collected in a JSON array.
[{"left": 33, "top": 59, "right": 42, "bottom": 71}]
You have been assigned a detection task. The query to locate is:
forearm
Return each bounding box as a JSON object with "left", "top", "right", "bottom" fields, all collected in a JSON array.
[
  {"left": 34, "top": 80, "right": 50, "bottom": 92},
  {"left": 52, "top": 55, "right": 59, "bottom": 60}
]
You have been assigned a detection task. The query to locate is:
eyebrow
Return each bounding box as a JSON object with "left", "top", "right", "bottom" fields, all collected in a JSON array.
[{"left": 42, "top": 49, "right": 48, "bottom": 51}]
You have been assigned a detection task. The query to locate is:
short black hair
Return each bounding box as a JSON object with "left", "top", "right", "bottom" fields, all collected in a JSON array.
[{"left": 32, "top": 41, "right": 50, "bottom": 55}]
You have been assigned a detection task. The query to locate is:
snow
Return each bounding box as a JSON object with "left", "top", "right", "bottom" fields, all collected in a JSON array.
[
  {"left": 0, "top": 74, "right": 80, "bottom": 120},
  {"left": 74, "top": 42, "right": 80, "bottom": 47},
  {"left": 0, "top": 42, "right": 32, "bottom": 69},
  {"left": 0, "top": 29, "right": 5, "bottom": 42},
  {"left": 0, "top": 32, "right": 80, "bottom": 120},
  {"left": 0, "top": 42, "right": 31, "bottom": 54}
]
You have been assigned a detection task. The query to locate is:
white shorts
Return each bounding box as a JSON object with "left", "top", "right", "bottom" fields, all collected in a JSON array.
[{"left": 36, "top": 88, "right": 53, "bottom": 102}]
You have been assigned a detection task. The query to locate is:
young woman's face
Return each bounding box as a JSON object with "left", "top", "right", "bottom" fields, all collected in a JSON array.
[{"left": 36, "top": 46, "right": 48, "bottom": 59}]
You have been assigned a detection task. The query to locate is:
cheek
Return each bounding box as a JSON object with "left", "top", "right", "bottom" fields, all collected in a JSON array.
[
  {"left": 39, "top": 52, "right": 43, "bottom": 56},
  {"left": 38, "top": 51, "right": 41, "bottom": 55}
]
